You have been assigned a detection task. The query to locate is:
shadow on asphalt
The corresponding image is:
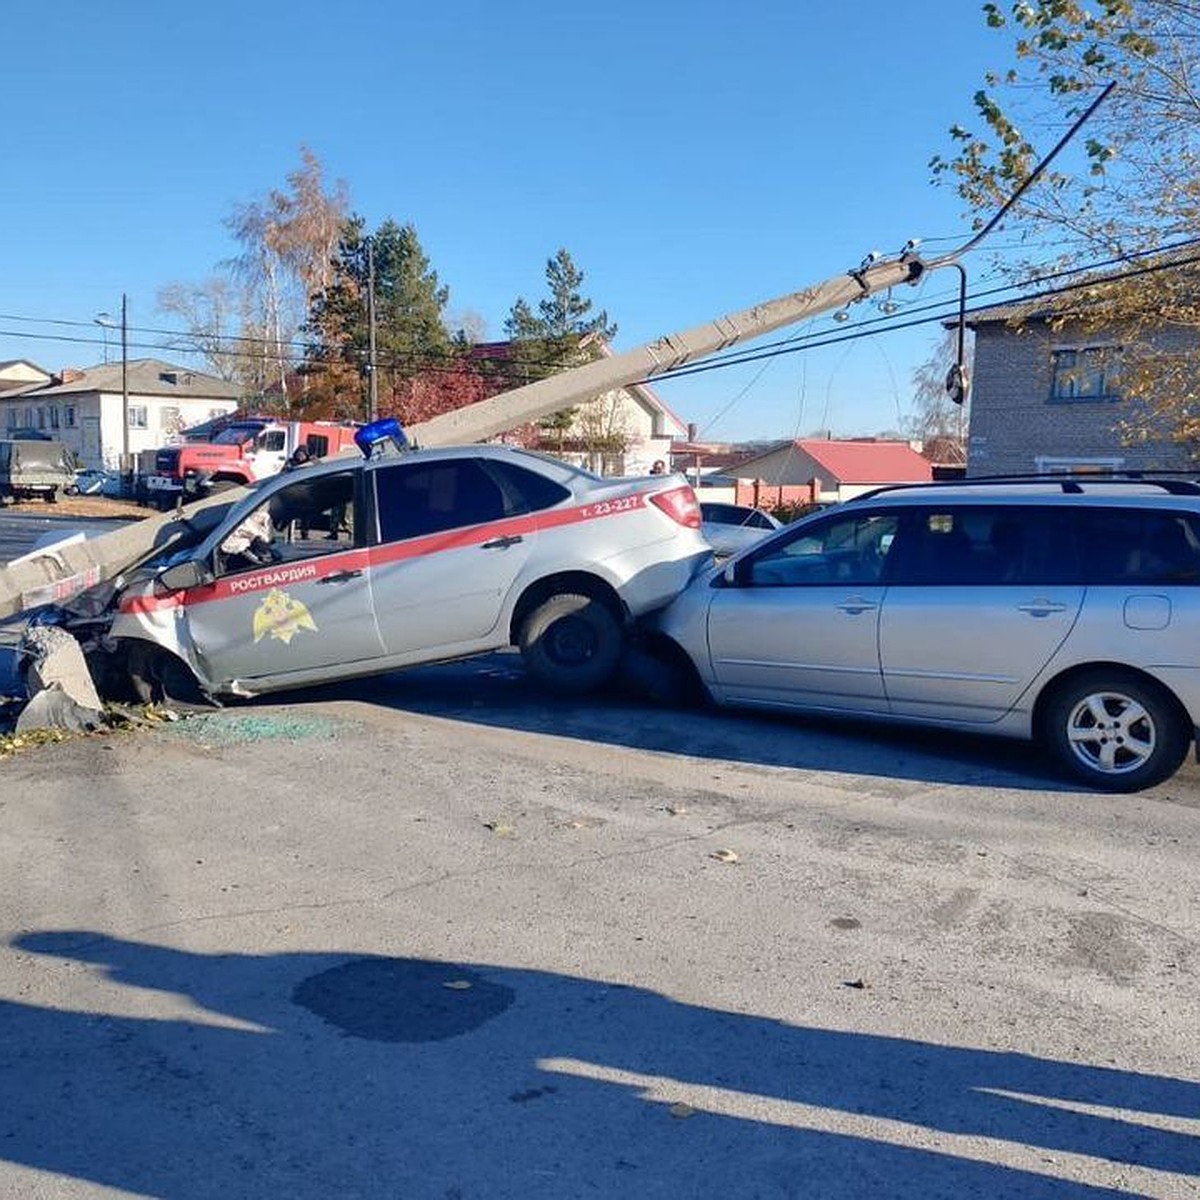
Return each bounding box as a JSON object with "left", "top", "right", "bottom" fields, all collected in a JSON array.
[
  {"left": 280, "top": 653, "right": 1082, "bottom": 795},
  {"left": 4, "top": 931, "right": 1194, "bottom": 1199}
]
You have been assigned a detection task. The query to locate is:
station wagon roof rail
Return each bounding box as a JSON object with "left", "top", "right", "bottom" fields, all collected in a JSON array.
[{"left": 849, "top": 473, "right": 1200, "bottom": 503}]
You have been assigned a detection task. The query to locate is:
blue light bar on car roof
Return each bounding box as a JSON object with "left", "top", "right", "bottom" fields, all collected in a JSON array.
[{"left": 354, "top": 417, "right": 409, "bottom": 460}]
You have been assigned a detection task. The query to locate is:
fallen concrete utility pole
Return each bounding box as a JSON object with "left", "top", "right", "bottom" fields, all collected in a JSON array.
[{"left": 405, "top": 255, "right": 926, "bottom": 447}]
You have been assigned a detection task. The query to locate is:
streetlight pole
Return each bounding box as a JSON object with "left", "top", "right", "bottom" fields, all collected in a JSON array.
[
  {"left": 95, "top": 295, "right": 130, "bottom": 470},
  {"left": 93, "top": 318, "right": 110, "bottom": 364}
]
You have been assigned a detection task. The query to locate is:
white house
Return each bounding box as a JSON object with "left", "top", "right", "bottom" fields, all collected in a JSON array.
[
  {"left": 0, "top": 359, "right": 242, "bottom": 469},
  {"left": 472, "top": 339, "right": 686, "bottom": 475},
  {"left": 0, "top": 359, "right": 51, "bottom": 391}
]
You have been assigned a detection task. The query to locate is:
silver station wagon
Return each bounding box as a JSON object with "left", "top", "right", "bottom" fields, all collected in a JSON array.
[
  {"left": 100, "top": 424, "right": 711, "bottom": 702},
  {"left": 647, "top": 478, "right": 1200, "bottom": 791}
]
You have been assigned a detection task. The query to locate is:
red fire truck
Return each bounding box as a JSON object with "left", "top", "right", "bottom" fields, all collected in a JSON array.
[{"left": 143, "top": 417, "right": 361, "bottom": 508}]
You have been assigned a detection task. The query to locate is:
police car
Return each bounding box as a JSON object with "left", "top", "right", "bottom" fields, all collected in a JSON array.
[{"left": 106, "top": 420, "right": 712, "bottom": 701}]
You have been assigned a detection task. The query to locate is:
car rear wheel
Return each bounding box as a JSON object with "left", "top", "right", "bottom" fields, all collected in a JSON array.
[
  {"left": 519, "top": 591, "right": 623, "bottom": 695},
  {"left": 1040, "top": 670, "right": 1190, "bottom": 792}
]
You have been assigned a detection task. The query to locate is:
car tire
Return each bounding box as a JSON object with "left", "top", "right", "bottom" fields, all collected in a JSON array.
[
  {"left": 519, "top": 591, "right": 623, "bottom": 695},
  {"left": 1040, "top": 670, "right": 1190, "bottom": 792}
]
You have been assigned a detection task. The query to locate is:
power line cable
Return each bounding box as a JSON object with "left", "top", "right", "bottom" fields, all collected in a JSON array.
[{"left": 5, "top": 235, "right": 1200, "bottom": 391}]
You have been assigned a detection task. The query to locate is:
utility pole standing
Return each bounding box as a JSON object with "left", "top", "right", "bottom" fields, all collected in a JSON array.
[
  {"left": 366, "top": 239, "right": 378, "bottom": 423},
  {"left": 120, "top": 293, "right": 129, "bottom": 466}
]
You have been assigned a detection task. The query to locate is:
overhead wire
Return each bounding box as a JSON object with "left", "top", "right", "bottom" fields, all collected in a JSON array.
[{"left": 3, "top": 235, "right": 1200, "bottom": 393}]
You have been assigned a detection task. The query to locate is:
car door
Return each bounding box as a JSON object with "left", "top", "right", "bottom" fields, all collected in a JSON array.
[
  {"left": 367, "top": 455, "right": 547, "bottom": 660},
  {"left": 704, "top": 509, "right": 899, "bottom": 713},
  {"left": 179, "top": 466, "right": 384, "bottom": 686},
  {"left": 878, "top": 506, "right": 1085, "bottom": 723}
]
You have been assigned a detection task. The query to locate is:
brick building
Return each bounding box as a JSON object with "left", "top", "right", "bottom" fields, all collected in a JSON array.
[{"left": 965, "top": 302, "right": 1197, "bottom": 476}]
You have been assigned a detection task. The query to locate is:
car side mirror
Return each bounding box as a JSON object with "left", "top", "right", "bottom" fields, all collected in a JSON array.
[{"left": 156, "top": 559, "right": 212, "bottom": 594}]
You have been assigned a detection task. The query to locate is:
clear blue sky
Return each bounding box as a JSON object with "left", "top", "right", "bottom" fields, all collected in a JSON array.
[{"left": 2, "top": 1, "right": 1012, "bottom": 442}]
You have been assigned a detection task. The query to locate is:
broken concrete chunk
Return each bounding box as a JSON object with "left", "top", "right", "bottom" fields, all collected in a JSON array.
[
  {"left": 14, "top": 683, "right": 103, "bottom": 735},
  {"left": 19, "top": 625, "right": 102, "bottom": 711}
]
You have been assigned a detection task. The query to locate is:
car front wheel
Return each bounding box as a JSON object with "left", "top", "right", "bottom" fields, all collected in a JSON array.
[
  {"left": 519, "top": 591, "right": 623, "bottom": 695},
  {"left": 1041, "top": 671, "right": 1190, "bottom": 792}
]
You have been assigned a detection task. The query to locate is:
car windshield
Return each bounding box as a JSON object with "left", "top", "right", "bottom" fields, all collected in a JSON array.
[{"left": 212, "top": 424, "right": 265, "bottom": 447}]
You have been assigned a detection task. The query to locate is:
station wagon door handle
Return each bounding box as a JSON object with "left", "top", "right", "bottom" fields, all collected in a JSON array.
[
  {"left": 1017, "top": 598, "right": 1068, "bottom": 617},
  {"left": 835, "top": 596, "right": 878, "bottom": 615},
  {"left": 482, "top": 535, "right": 523, "bottom": 550},
  {"left": 318, "top": 570, "right": 363, "bottom": 584}
]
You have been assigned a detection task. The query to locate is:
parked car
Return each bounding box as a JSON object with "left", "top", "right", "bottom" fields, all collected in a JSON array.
[
  {"left": 0, "top": 439, "right": 76, "bottom": 503},
  {"left": 699, "top": 502, "right": 782, "bottom": 557},
  {"left": 90, "top": 428, "right": 711, "bottom": 703},
  {"left": 65, "top": 469, "right": 122, "bottom": 497},
  {"left": 644, "top": 477, "right": 1200, "bottom": 792}
]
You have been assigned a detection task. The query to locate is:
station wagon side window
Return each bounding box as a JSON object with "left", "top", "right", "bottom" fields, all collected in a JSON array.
[
  {"left": 886, "top": 507, "right": 1081, "bottom": 586},
  {"left": 1075, "top": 508, "right": 1200, "bottom": 584},
  {"left": 373, "top": 458, "right": 509, "bottom": 543},
  {"left": 739, "top": 511, "right": 900, "bottom": 586}
]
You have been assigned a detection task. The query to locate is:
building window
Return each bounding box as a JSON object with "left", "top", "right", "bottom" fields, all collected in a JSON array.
[
  {"left": 128, "top": 405, "right": 149, "bottom": 429},
  {"left": 36, "top": 407, "right": 46, "bottom": 429},
  {"left": 1035, "top": 455, "right": 1125, "bottom": 474},
  {"left": 5, "top": 409, "right": 16, "bottom": 429},
  {"left": 49, "top": 406, "right": 60, "bottom": 429},
  {"left": 1050, "top": 346, "right": 1120, "bottom": 402},
  {"left": 64, "top": 406, "right": 76, "bottom": 428}
]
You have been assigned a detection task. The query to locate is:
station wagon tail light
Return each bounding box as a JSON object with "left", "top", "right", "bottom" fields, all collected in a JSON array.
[{"left": 650, "top": 485, "right": 702, "bottom": 528}]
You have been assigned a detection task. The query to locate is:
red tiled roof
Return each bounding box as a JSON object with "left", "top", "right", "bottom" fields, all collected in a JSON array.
[{"left": 798, "top": 439, "right": 932, "bottom": 484}]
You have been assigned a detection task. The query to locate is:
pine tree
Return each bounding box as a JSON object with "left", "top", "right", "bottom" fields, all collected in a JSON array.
[
  {"left": 504, "top": 249, "right": 618, "bottom": 442},
  {"left": 304, "top": 217, "right": 452, "bottom": 420}
]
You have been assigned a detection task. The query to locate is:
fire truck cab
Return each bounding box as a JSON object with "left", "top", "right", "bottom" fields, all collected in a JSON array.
[{"left": 145, "top": 419, "right": 361, "bottom": 508}]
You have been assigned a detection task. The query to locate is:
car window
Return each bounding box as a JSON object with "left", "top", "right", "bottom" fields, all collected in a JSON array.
[
  {"left": 374, "top": 458, "right": 509, "bottom": 542},
  {"left": 1076, "top": 508, "right": 1200, "bottom": 584},
  {"left": 742, "top": 512, "right": 899, "bottom": 586},
  {"left": 483, "top": 459, "right": 571, "bottom": 513},
  {"left": 703, "top": 504, "right": 774, "bottom": 529},
  {"left": 886, "top": 507, "right": 1081, "bottom": 586},
  {"left": 217, "top": 469, "right": 360, "bottom": 575}
]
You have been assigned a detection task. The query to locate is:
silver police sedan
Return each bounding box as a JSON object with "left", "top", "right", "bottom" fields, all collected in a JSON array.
[{"left": 104, "top": 424, "right": 712, "bottom": 701}]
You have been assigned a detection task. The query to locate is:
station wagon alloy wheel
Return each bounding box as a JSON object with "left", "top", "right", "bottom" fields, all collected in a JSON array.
[
  {"left": 1067, "top": 691, "right": 1155, "bottom": 774},
  {"left": 1042, "top": 671, "right": 1189, "bottom": 792}
]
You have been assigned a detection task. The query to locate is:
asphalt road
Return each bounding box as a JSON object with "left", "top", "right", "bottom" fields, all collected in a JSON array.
[{"left": 1, "top": 515, "right": 1198, "bottom": 1198}]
